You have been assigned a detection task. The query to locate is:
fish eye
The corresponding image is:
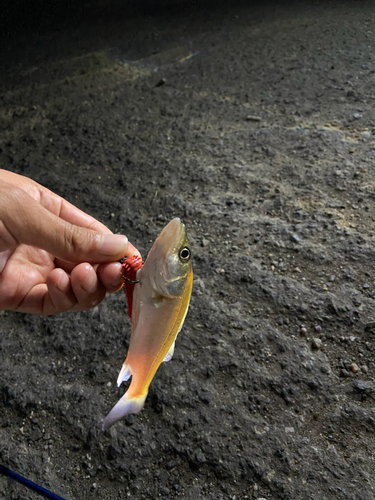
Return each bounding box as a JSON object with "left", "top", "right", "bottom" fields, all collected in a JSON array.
[{"left": 179, "top": 246, "right": 191, "bottom": 262}]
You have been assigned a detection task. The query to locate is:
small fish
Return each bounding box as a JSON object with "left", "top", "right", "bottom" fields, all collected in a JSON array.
[{"left": 102, "top": 218, "right": 193, "bottom": 430}]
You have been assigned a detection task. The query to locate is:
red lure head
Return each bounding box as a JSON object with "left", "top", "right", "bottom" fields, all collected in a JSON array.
[{"left": 121, "top": 255, "right": 144, "bottom": 318}]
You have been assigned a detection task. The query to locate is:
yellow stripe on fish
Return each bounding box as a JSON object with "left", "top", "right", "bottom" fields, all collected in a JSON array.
[{"left": 102, "top": 218, "right": 193, "bottom": 430}]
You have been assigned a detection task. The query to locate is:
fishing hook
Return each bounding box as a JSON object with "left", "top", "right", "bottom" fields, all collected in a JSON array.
[{"left": 122, "top": 276, "right": 140, "bottom": 284}]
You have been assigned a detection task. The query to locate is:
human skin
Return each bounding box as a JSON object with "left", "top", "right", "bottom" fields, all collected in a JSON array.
[{"left": 0, "top": 169, "right": 140, "bottom": 314}]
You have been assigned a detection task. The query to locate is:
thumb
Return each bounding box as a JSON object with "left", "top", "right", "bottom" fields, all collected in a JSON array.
[{"left": 1, "top": 185, "right": 135, "bottom": 263}]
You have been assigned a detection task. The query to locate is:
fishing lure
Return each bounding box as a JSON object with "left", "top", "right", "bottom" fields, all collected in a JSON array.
[{"left": 121, "top": 254, "right": 143, "bottom": 318}]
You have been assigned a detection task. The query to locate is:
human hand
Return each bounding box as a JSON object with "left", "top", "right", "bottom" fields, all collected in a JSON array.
[{"left": 0, "top": 169, "right": 140, "bottom": 314}]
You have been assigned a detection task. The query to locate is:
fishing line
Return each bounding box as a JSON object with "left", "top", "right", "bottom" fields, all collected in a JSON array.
[{"left": 0, "top": 464, "right": 67, "bottom": 500}]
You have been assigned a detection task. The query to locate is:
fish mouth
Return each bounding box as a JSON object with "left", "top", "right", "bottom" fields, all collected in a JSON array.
[
  {"left": 166, "top": 217, "right": 183, "bottom": 232},
  {"left": 157, "top": 217, "right": 186, "bottom": 247}
]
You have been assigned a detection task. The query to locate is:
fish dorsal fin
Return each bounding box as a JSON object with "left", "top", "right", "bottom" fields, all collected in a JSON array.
[
  {"left": 121, "top": 255, "right": 143, "bottom": 318},
  {"left": 163, "top": 341, "right": 175, "bottom": 362}
]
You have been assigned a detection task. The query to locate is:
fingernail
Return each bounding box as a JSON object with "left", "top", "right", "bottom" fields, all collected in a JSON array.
[
  {"left": 0, "top": 249, "right": 12, "bottom": 273},
  {"left": 126, "top": 242, "right": 142, "bottom": 258},
  {"left": 98, "top": 234, "right": 128, "bottom": 257},
  {"left": 57, "top": 270, "right": 70, "bottom": 292},
  {"left": 82, "top": 265, "right": 98, "bottom": 293},
  {"left": 110, "top": 263, "right": 123, "bottom": 289}
]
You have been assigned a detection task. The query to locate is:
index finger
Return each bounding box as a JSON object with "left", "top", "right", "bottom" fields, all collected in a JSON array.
[
  {"left": 0, "top": 169, "right": 112, "bottom": 234},
  {"left": 38, "top": 187, "right": 112, "bottom": 234}
]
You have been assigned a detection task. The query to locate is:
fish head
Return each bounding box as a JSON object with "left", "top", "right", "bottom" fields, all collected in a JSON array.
[{"left": 141, "top": 217, "right": 192, "bottom": 299}]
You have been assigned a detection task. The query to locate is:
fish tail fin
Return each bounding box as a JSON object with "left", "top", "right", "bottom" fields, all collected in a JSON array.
[{"left": 101, "top": 392, "right": 147, "bottom": 431}]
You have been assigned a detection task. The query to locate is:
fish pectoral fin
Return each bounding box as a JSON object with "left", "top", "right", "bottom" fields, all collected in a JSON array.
[
  {"left": 117, "top": 364, "right": 132, "bottom": 387},
  {"left": 163, "top": 341, "right": 175, "bottom": 363},
  {"left": 102, "top": 392, "right": 147, "bottom": 431}
]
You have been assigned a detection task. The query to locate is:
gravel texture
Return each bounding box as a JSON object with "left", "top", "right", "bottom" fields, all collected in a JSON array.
[{"left": 1, "top": 1, "right": 375, "bottom": 499}]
